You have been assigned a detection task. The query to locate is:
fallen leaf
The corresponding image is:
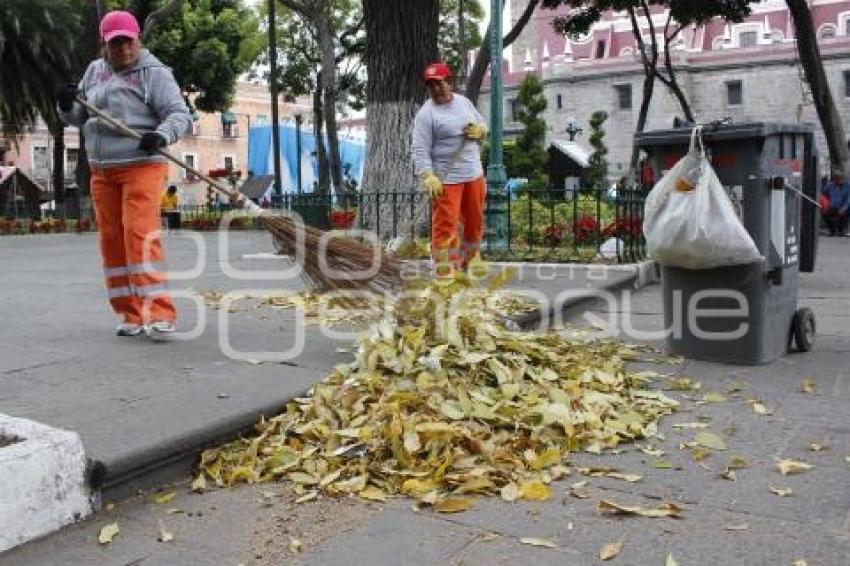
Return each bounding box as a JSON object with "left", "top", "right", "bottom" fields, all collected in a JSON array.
[
  {"left": 752, "top": 402, "right": 770, "bottom": 415},
  {"left": 152, "top": 492, "right": 177, "bottom": 505},
  {"left": 666, "top": 553, "right": 678, "bottom": 566},
  {"left": 519, "top": 537, "right": 558, "bottom": 548},
  {"left": 776, "top": 459, "right": 813, "bottom": 475},
  {"left": 673, "top": 422, "right": 710, "bottom": 429},
  {"left": 638, "top": 444, "right": 665, "bottom": 457},
  {"left": 599, "top": 541, "right": 623, "bottom": 560},
  {"left": 359, "top": 486, "right": 388, "bottom": 502},
  {"left": 703, "top": 392, "right": 727, "bottom": 403},
  {"left": 191, "top": 474, "right": 207, "bottom": 492},
  {"left": 724, "top": 523, "right": 749, "bottom": 531},
  {"left": 157, "top": 521, "right": 173, "bottom": 543},
  {"left": 289, "top": 538, "right": 303, "bottom": 553},
  {"left": 793, "top": 560, "right": 807, "bottom": 566},
  {"left": 727, "top": 456, "right": 749, "bottom": 470},
  {"left": 434, "top": 497, "right": 475, "bottom": 513},
  {"left": 519, "top": 480, "right": 551, "bottom": 501},
  {"left": 769, "top": 485, "right": 793, "bottom": 497},
  {"left": 295, "top": 491, "right": 318, "bottom": 504},
  {"left": 808, "top": 442, "right": 827, "bottom": 452},
  {"left": 694, "top": 431, "right": 727, "bottom": 451},
  {"left": 478, "top": 532, "right": 500, "bottom": 542},
  {"left": 690, "top": 446, "right": 711, "bottom": 462},
  {"left": 720, "top": 469, "right": 737, "bottom": 481},
  {"left": 597, "top": 499, "right": 682, "bottom": 518},
  {"left": 98, "top": 522, "right": 120, "bottom": 545},
  {"left": 606, "top": 472, "right": 643, "bottom": 483},
  {"left": 165, "top": 508, "right": 183, "bottom": 514},
  {"left": 105, "top": 503, "right": 115, "bottom": 512},
  {"left": 799, "top": 379, "right": 815, "bottom": 394},
  {"left": 651, "top": 460, "right": 679, "bottom": 470},
  {"left": 501, "top": 483, "right": 519, "bottom": 502}
]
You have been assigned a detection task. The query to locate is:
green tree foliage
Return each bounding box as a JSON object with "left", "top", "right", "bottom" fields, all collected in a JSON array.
[
  {"left": 0, "top": 0, "right": 82, "bottom": 139},
  {"left": 509, "top": 73, "right": 549, "bottom": 181},
  {"left": 142, "top": 0, "right": 262, "bottom": 112},
  {"left": 587, "top": 110, "right": 609, "bottom": 190},
  {"left": 438, "top": 0, "right": 484, "bottom": 79}
]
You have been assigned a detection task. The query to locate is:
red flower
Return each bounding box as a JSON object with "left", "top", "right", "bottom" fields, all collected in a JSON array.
[
  {"left": 573, "top": 215, "right": 599, "bottom": 244},
  {"left": 329, "top": 209, "right": 356, "bottom": 229}
]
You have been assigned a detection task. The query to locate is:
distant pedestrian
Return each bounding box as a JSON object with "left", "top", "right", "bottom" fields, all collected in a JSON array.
[
  {"left": 57, "top": 10, "right": 191, "bottom": 338},
  {"left": 822, "top": 173, "right": 850, "bottom": 237},
  {"left": 411, "top": 61, "right": 488, "bottom": 279}
]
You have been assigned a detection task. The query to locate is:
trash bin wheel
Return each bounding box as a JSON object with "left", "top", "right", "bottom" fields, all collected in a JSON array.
[{"left": 792, "top": 307, "right": 816, "bottom": 352}]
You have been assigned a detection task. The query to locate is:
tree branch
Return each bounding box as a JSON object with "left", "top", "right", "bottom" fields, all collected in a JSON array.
[
  {"left": 141, "top": 0, "right": 184, "bottom": 41},
  {"left": 505, "top": 0, "right": 539, "bottom": 47}
]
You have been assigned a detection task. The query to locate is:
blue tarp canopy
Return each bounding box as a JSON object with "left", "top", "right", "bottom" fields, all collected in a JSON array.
[{"left": 247, "top": 125, "right": 365, "bottom": 196}]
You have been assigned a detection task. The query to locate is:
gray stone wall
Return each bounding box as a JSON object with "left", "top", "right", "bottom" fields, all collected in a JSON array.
[{"left": 479, "top": 51, "right": 850, "bottom": 178}]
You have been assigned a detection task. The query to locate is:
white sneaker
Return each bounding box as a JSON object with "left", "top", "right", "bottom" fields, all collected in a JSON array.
[
  {"left": 116, "top": 323, "right": 145, "bottom": 337},
  {"left": 147, "top": 321, "right": 176, "bottom": 339}
]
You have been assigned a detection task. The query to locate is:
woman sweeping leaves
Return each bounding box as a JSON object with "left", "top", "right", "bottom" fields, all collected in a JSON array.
[{"left": 57, "top": 10, "right": 191, "bottom": 339}]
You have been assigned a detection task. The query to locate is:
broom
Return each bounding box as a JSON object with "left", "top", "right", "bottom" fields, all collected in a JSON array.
[{"left": 76, "top": 97, "right": 403, "bottom": 293}]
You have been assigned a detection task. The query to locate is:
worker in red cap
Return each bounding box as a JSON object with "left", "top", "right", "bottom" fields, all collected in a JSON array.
[
  {"left": 57, "top": 10, "right": 191, "bottom": 339},
  {"left": 412, "top": 61, "right": 488, "bottom": 280}
]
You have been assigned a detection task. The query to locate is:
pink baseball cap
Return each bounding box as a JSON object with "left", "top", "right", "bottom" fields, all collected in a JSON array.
[{"left": 100, "top": 10, "right": 140, "bottom": 42}]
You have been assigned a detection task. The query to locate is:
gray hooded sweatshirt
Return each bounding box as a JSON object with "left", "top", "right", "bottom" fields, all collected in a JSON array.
[{"left": 59, "top": 49, "right": 191, "bottom": 168}]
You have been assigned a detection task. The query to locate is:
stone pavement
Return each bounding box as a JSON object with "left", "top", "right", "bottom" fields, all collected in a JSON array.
[
  {"left": 2, "top": 236, "right": 848, "bottom": 565},
  {"left": 0, "top": 232, "right": 643, "bottom": 501}
]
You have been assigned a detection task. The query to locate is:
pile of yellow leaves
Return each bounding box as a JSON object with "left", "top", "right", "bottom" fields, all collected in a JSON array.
[{"left": 197, "top": 278, "right": 679, "bottom": 509}]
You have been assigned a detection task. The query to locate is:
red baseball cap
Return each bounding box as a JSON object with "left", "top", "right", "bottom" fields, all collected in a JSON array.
[
  {"left": 423, "top": 62, "right": 452, "bottom": 82},
  {"left": 100, "top": 10, "right": 140, "bottom": 42}
]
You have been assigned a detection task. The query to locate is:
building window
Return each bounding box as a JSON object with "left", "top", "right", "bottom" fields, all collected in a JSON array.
[
  {"left": 223, "top": 156, "right": 235, "bottom": 171},
  {"left": 845, "top": 18, "right": 850, "bottom": 36},
  {"left": 65, "top": 147, "right": 79, "bottom": 178},
  {"left": 509, "top": 98, "right": 519, "bottom": 121},
  {"left": 182, "top": 153, "right": 199, "bottom": 181},
  {"left": 596, "top": 40, "right": 606, "bottom": 58},
  {"left": 615, "top": 84, "right": 632, "bottom": 110},
  {"left": 844, "top": 71, "right": 850, "bottom": 98},
  {"left": 726, "top": 80, "right": 743, "bottom": 106},
  {"left": 221, "top": 111, "right": 238, "bottom": 138},
  {"left": 32, "top": 145, "right": 49, "bottom": 177},
  {"left": 556, "top": 94, "right": 563, "bottom": 110},
  {"left": 739, "top": 31, "right": 758, "bottom": 48}
]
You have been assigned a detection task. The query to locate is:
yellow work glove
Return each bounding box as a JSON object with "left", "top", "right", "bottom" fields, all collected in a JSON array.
[
  {"left": 420, "top": 171, "right": 443, "bottom": 199},
  {"left": 463, "top": 122, "right": 487, "bottom": 141}
]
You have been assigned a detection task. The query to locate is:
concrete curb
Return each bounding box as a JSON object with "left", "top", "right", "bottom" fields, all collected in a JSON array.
[
  {"left": 510, "top": 260, "right": 659, "bottom": 330},
  {"left": 0, "top": 415, "right": 94, "bottom": 553}
]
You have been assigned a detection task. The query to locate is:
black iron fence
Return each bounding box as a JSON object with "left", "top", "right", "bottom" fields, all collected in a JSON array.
[{"left": 2, "top": 188, "right": 647, "bottom": 263}]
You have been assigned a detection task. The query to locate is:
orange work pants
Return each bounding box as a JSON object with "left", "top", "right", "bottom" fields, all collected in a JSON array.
[
  {"left": 431, "top": 175, "right": 486, "bottom": 273},
  {"left": 91, "top": 163, "right": 176, "bottom": 325}
]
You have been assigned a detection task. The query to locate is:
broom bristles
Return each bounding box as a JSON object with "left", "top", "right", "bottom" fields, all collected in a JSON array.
[{"left": 261, "top": 215, "right": 404, "bottom": 293}]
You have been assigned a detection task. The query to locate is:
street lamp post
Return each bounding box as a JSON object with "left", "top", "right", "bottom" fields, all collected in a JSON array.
[
  {"left": 486, "top": 0, "right": 508, "bottom": 250},
  {"left": 565, "top": 116, "right": 583, "bottom": 141},
  {"left": 268, "top": 0, "right": 282, "bottom": 204},
  {"left": 295, "top": 114, "right": 303, "bottom": 195}
]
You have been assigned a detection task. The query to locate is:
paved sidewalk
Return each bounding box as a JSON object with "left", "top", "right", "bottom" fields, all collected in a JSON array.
[
  {"left": 0, "top": 232, "right": 646, "bottom": 500},
  {"left": 2, "top": 237, "right": 848, "bottom": 565}
]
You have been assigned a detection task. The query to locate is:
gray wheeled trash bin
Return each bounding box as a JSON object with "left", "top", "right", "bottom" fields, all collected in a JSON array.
[{"left": 635, "top": 123, "right": 819, "bottom": 365}]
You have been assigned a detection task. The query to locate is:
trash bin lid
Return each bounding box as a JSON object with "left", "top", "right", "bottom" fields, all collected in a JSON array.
[{"left": 635, "top": 122, "right": 813, "bottom": 147}]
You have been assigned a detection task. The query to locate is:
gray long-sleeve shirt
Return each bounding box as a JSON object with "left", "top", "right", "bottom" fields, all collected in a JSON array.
[
  {"left": 411, "top": 93, "right": 486, "bottom": 184},
  {"left": 59, "top": 49, "right": 191, "bottom": 168}
]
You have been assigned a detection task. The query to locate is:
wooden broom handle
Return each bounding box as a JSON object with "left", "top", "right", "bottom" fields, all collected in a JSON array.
[{"left": 75, "top": 96, "right": 244, "bottom": 203}]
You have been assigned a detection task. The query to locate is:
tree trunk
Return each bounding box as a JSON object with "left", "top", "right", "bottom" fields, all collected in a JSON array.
[
  {"left": 362, "top": 0, "right": 439, "bottom": 237},
  {"left": 457, "top": 0, "right": 467, "bottom": 88},
  {"left": 50, "top": 123, "right": 65, "bottom": 218},
  {"left": 318, "top": 16, "right": 344, "bottom": 196},
  {"left": 654, "top": 19, "right": 694, "bottom": 123},
  {"left": 465, "top": 0, "right": 539, "bottom": 107},
  {"left": 312, "top": 73, "right": 330, "bottom": 195},
  {"left": 627, "top": 7, "right": 658, "bottom": 181},
  {"left": 786, "top": 0, "right": 849, "bottom": 175}
]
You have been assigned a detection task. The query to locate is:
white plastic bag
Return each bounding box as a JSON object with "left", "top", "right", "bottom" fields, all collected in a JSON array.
[{"left": 643, "top": 127, "right": 763, "bottom": 269}]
